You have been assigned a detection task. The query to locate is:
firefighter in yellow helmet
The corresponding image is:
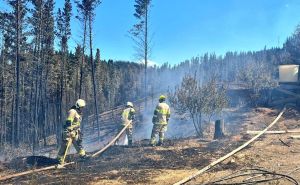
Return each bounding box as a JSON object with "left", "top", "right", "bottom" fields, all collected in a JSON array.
[
  {"left": 57, "top": 99, "right": 88, "bottom": 164},
  {"left": 150, "top": 95, "right": 171, "bottom": 146},
  {"left": 116, "top": 102, "right": 135, "bottom": 146}
]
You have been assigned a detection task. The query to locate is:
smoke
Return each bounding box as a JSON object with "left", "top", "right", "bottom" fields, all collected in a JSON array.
[
  {"left": 123, "top": 135, "right": 128, "bottom": 145},
  {"left": 134, "top": 102, "right": 156, "bottom": 141},
  {"left": 133, "top": 98, "right": 198, "bottom": 142}
]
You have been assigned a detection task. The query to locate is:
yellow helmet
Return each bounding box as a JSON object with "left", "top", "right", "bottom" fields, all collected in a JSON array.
[
  {"left": 159, "top": 95, "right": 166, "bottom": 101},
  {"left": 76, "top": 99, "right": 86, "bottom": 108},
  {"left": 126, "top": 102, "right": 133, "bottom": 107}
]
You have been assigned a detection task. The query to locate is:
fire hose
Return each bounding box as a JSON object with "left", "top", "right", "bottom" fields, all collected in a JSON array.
[
  {"left": 173, "top": 106, "right": 287, "bottom": 185},
  {"left": 0, "top": 122, "right": 131, "bottom": 182}
]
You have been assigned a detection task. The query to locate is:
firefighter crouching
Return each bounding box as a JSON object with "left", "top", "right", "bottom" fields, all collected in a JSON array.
[
  {"left": 57, "top": 99, "right": 88, "bottom": 164},
  {"left": 116, "top": 102, "right": 135, "bottom": 146},
  {"left": 150, "top": 95, "right": 171, "bottom": 146}
]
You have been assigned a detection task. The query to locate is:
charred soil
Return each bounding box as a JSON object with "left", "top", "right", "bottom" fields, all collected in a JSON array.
[{"left": 0, "top": 107, "right": 299, "bottom": 185}]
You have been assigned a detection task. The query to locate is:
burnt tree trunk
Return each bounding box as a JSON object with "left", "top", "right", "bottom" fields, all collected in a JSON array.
[
  {"left": 14, "top": 0, "right": 21, "bottom": 147},
  {"left": 214, "top": 119, "right": 225, "bottom": 139},
  {"left": 79, "top": 14, "right": 87, "bottom": 99},
  {"left": 88, "top": 14, "right": 100, "bottom": 140}
]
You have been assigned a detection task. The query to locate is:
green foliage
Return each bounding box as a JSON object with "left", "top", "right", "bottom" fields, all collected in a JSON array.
[
  {"left": 168, "top": 74, "right": 228, "bottom": 137},
  {"left": 202, "top": 78, "right": 228, "bottom": 119},
  {"left": 238, "top": 62, "right": 277, "bottom": 106},
  {"left": 75, "top": 0, "right": 101, "bottom": 19},
  {"left": 1, "top": 0, "right": 300, "bottom": 149},
  {"left": 284, "top": 24, "right": 300, "bottom": 64},
  {"left": 56, "top": 0, "right": 72, "bottom": 51},
  {"left": 131, "top": 0, "right": 151, "bottom": 36}
]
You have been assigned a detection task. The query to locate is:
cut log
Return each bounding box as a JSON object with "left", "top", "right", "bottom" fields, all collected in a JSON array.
[
  {"left": 247, "top": 131, "right": 285, "bottom": 134},
  {"left": 247, "top": 130, "right": 300, "bottom": 135},
  {"left": 214, "top": 120, "right": 225, "bottom": 139},
  {"left": 289, "top": 135, "right": 300, "bottom": 139}
]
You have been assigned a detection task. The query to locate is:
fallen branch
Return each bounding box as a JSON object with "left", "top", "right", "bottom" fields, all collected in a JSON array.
[
  {"left": 204, "top": 168, "right": 299, "bottom": 185},
  {"left": 173, "top": 107, "right": 286, "bottom": 185},
  {"left": 279, "top": 138, "right": 290, "bottom": 147}
]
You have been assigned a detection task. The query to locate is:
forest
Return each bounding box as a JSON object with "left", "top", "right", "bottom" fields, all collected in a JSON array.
[{"left": 1, "top": 0, "right": 300, "bottom": 153}]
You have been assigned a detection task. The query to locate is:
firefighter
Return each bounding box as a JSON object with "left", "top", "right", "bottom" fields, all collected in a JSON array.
[
  {"left": 150, "top": 95, "right": 171, "bottom": 146},
  {"left": 57, "top": 99, "right": 88, "bottom": 165},
  {"left": 116, "top": 102, "right": 135, "bottom": 146}
]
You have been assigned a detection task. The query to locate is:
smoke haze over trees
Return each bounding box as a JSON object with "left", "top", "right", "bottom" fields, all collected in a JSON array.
[{"left": 0, "top": 0, "right": 300, "bottom": 150}]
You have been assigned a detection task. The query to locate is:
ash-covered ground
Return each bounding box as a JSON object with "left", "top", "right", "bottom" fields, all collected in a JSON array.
[{"left": 0, "top": 106, "right": 299, "bottom": 185}]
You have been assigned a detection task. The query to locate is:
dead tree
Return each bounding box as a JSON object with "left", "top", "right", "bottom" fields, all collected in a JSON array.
[
  {"left": 76, "top": 0, "right": 101, "bottom": 139},
  {"left": 130, "top": 0, "right": 152, "bottom": 106},
  {"left": 7, "top": 0, "right": 27, "bottom": 146},
  {"left": 214, "top": 119, "right": 225, "bottom": 139},
  {"left": 75, "top": 0, "right": 88, "bottom": 99}
]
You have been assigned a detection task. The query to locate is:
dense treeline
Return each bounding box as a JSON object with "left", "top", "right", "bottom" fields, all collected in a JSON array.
[
  {"left": 151, "top": 26, "right": 300, "bottom": 103},
  {"left": 0, "top": 0, "right": 147, "bottom": 150},
  {"left": 1, "top": 0, "right": 300, "bottom": 150}
]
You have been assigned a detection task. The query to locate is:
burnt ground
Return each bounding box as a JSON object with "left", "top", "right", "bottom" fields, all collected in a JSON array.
[
  {"left": 0, "top": 106, "right": 300, "bottom": 185},
  {"left": 190, "top": 107, "right": 300, "bottom": 185},
  {"left": 0, "top": 138, "right": 244, "bottom": 185}
]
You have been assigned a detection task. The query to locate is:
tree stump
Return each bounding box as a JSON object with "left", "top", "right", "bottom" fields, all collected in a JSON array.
[{"left": 214, "top": 119, "right": 225, "bottom": 139}]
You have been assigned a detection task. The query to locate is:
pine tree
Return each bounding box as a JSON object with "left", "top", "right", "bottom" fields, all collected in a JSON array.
[
  {"left": 130, "top": 0, "right": 152, "bottom": 105},
  {"left": 76, "top": 0, "right": 101, "bottom": 139},
  {"left": 75, "top": 0, "right": 88, "bottom": 99},
  {"left": 7, "top": 0, "right": 28, "bottom": 146},
  {"left": 55, "top": 0, "right": 72, "bottom": 144}
]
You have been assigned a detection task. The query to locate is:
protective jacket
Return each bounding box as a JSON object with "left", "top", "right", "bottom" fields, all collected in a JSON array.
[
  {"left": 57, "top": 106, "right": 85, "bottom": 164},
  {"left": 121, "top": 107, "right": 135, "bottom": 128},
  {"left": 152, "top": 102, "right": 170, "bottom": 125},
  {"left": 64, "top": 106, "right": 82, "bottom": 130}
]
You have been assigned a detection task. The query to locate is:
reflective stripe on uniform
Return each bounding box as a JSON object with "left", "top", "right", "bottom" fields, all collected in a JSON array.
[
  {"left": 65, "top": 109, "right": 81, "bottom": 130},
  {"left": 156, "top": 108, "right": 169, "bottom": 115},
  {"left": 121, "top": 108, "right": 135, "bottom": 125},
  {"left": 154, "top": 102, "right": 170, "bottom": 125},
  {"left": 122, "top": 109, "right": 130, "bottom": 120}
]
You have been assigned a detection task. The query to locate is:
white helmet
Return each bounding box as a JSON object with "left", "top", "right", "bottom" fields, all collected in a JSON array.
[
  {"left": 126, "top": 102, "right": 133, "bottom": 107},
  {"left": 76, "top": 99, "right": 86, "bottom": 108}
]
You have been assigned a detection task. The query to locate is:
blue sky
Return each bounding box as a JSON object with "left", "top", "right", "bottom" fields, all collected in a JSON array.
[{"left": 1, "top": 0, "right": 300, "bottom": 65}]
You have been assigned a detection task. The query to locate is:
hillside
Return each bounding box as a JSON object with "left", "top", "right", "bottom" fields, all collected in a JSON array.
[{"left": 0, "top": 106, "right": 299, "bottom": 184}]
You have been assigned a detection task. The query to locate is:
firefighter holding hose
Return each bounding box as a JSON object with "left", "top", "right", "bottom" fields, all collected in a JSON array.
[
  {"left": 57, "top": 99, "right": 88, "bottom": 165},
  {"left": 115, "top": 102, "right": 136, "bottom": 146},
  {"left": 150, "top": 95, "right": 171, "bottom": 146}
]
